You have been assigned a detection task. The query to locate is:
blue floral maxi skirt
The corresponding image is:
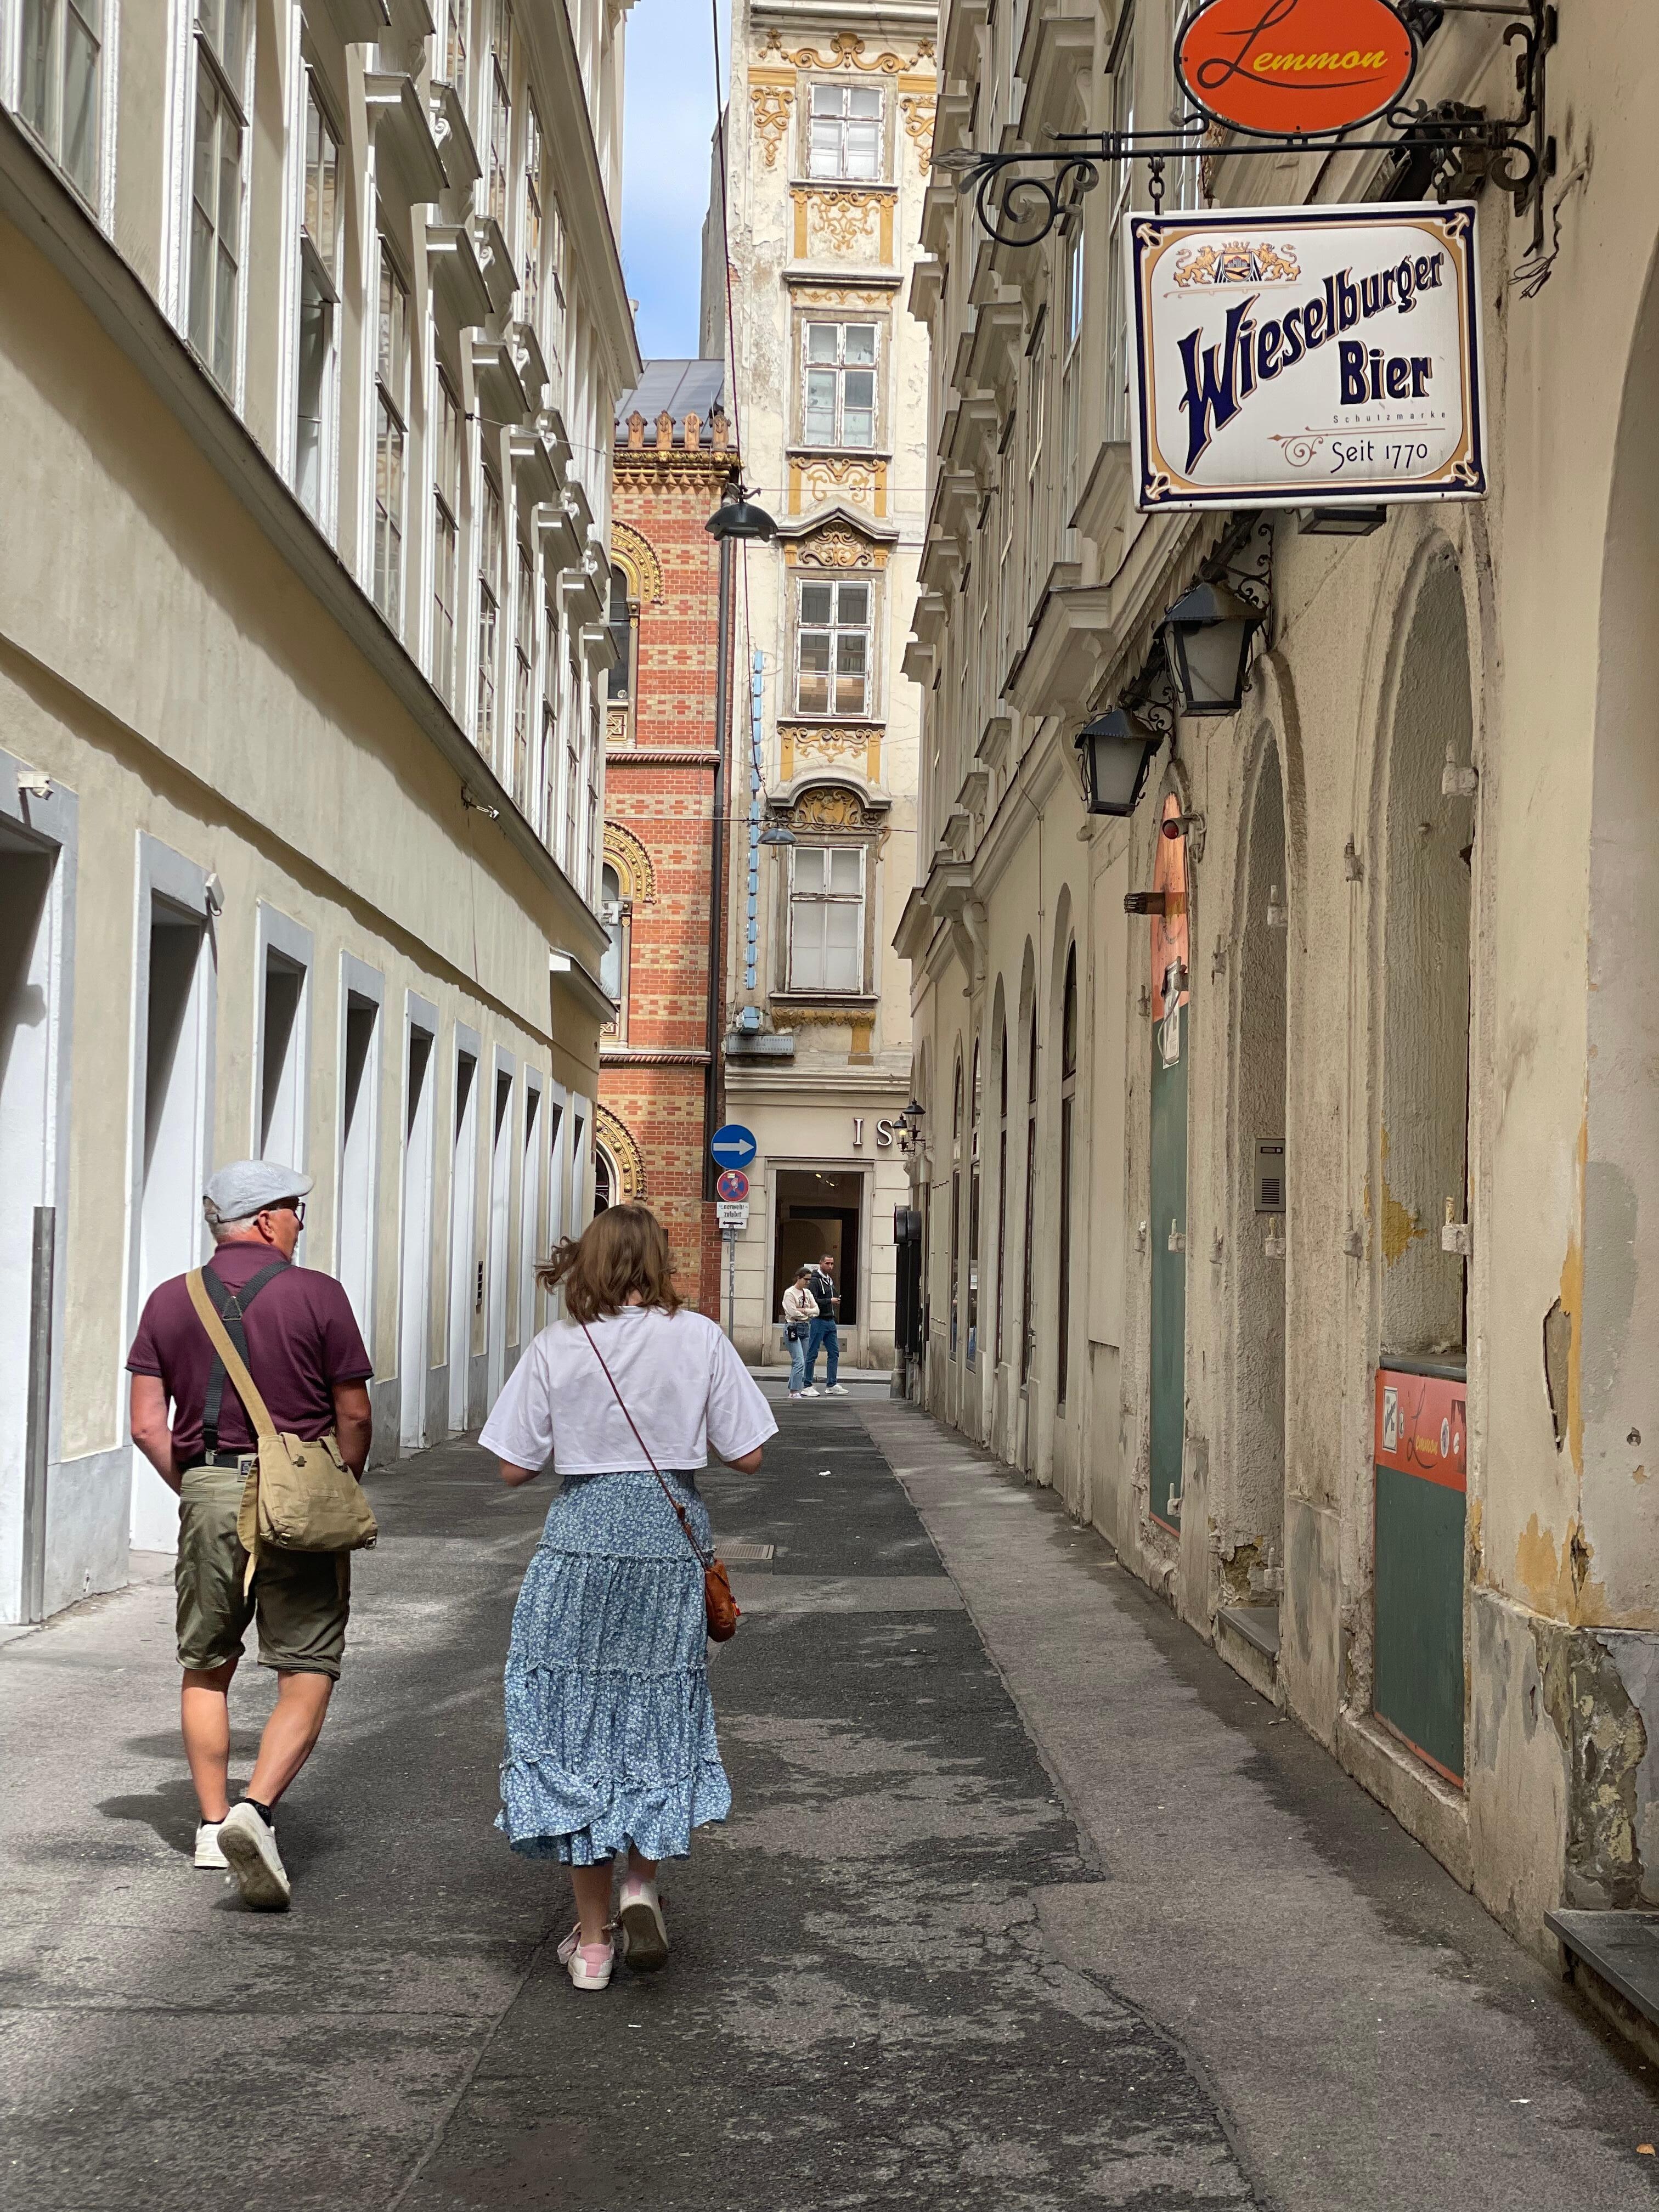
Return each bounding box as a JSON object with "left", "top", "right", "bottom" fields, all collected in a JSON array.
[{"left": 499, "top": 1470, "right": 732, "bottom": 1865}]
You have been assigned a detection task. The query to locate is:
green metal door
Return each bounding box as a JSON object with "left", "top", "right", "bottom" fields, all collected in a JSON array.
[
  {"left": 1373, "top": 1362, "right": 1467, "bottom": 1784},
  {"left": 1149, "top": 997, "right": 1188, "bottom": 1530}
]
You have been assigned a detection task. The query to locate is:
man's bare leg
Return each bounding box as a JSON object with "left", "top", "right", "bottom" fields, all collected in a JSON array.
[
  {"left": 245, "top": 1672, "right": 334, "bottom": 1808},
  {"left": 180, "top": 1656, "right": 239, "bottom": 1822}
]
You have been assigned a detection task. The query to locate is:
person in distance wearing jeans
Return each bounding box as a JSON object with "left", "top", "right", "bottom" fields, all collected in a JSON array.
[
  {"left": 782, "top": 1266, "right": 819, "bottom": 1398},
  {"left": 802, "top": 1254, "right": 848, "bottom": 1395}
]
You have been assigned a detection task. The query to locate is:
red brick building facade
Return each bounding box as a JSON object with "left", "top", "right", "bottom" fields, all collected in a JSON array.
[{"left": 600, "top": 363, "right": 733, "bottom": 1312}]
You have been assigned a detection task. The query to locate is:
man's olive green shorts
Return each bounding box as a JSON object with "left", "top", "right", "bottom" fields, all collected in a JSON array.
[{"left": 176, "top": 1465, "right": 350, "bottom": 1679}]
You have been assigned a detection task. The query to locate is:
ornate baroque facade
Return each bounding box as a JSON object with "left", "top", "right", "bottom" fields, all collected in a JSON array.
[
  {"left": 0, "top": 0, "right": 637, "bottom": 1621},
  {"left": 703, "top": 0, "right": 935, "bottom": 1369}
]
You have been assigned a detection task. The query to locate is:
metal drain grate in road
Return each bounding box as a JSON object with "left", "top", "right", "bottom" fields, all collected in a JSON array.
[{"left": 720, "top": 1542, "right": 776, "bottom": 1564}]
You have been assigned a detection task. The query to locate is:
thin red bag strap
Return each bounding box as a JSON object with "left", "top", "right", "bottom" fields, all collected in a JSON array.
[{"left": 579, "top": 1319, "right": 710, "bottom": 1568}]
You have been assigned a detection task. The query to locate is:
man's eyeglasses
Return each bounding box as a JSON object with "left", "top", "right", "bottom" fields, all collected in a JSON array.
[{"left": 266, "top": 1199, "right": 306, "bottom": 1227}]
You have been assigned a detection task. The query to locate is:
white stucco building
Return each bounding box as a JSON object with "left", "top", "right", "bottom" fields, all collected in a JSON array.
[
  {"left": 0, "top": 0, "right": 639, "bottom": 1622},
  {"left": 897, "top": 0, "right": 1659, "bottom": 2025},
  {"left": 703, "top": 0, "right": 934, "bottom": 1369}
]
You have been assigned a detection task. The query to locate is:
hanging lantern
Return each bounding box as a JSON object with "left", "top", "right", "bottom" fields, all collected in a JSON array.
[
  {"left": 1162, "top": 583, "right": 1263, "bottom": 716},
  {"left": 1074, "top": 708, "right": 1162, "bottom": 816}
]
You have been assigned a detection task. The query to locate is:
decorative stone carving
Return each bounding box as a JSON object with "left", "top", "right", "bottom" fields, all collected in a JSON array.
[
  {"left": 789, "top": 523, "right": 890, "bottom": 570},
  {"left": 809, "top": 186, "right": 878, "bottom": 254},
  {"left": 595, "top": 1104, "right": 645, "bottom": 1200},
  {"left": 762, "top": 28, "right": 934, "bottom": 72},
  {"left": 797, "top": 456, "right": 887, "bottom": 513},
  {"left": 749, "top": 81, "right": 794, "bottom": 167},
  {"left": 610, "top": 520, "right": 663, "bottom": 605},
  {"left": 606, "top": 707, "right": 629, "bottom": 749},
  {"left": 900, "top": 91, "right": 936, "bottom": 173},
  {"left": 787, "top": 786, "right": 878, "bottom": 833},
  {"left": 602, "top": 820, "right": 657, "bottom": 905}
]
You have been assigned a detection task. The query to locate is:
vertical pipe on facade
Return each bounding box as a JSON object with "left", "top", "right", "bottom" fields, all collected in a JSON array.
[
  {"left": 703, "top": 529, "right": 733, "bottom": 1203},
  {"left": 746, "top": 648, "right": 763, "bottom": 990}
]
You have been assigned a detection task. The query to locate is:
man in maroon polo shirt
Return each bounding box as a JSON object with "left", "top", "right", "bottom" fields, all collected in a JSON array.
[{"left": 128, "top": 1159, "right": 373, "bottom": 1911}]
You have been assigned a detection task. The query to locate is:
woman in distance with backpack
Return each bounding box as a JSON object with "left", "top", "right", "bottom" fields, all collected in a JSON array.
[{"left": 479, "top": 1205, "right": 776, "bottom": 1990}]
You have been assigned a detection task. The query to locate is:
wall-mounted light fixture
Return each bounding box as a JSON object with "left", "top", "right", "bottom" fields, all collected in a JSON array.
[
  {"left": 1074, "top": 707, "right": 1163, "bottom": 817},
  {"left": 758, "top": 811, "right": 796, "bottom": 846},
  {"left": 1161, "top": 582, "right": 1263, "bottom": 717},
  {"left": 1296, "top": 507, "right": 1386, "bottom": 537},
  {"left": 706, "top": 484, "right": 778, "bottom": 542},
  {"left": 895, "top": 1098, "right": 927, "bottom": 1154}
]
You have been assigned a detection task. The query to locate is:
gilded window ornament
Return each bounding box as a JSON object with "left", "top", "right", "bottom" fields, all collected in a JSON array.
[
  {"left": 789, "top": 523, "right": 888, "bottom": 569},
  {"left": 602, "top": 820, "right": 657, "bottom": 906},
  {"left": 900, "top": 92, "right": 936, "bottom": 174},
  {"left": 595, "top": 1104, "right": 646, "bottom": 1200},
  {"left": 762, "top": 27, "right": 934, "bottom": 72},
  {"left": 749, "top": 81, "right": 793, "bottom": 168}
]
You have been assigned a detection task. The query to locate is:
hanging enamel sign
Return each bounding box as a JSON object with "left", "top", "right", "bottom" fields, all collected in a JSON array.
[
  {"left": 1128, "top": 201, "right": 1487, "bottom": 511},
  {"left": 1175, "top": 0, "right": 1418, "bottom": 137}
]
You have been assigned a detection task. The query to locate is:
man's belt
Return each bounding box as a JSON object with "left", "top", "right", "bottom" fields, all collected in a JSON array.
[{"left": 182, "top": 1449, "right": 257, "bottom": 1471}]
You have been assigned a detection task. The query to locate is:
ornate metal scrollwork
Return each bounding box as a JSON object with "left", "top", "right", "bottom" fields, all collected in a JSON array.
[{"left": 942, "top": 1, "right": 1556, "bottom": 258}]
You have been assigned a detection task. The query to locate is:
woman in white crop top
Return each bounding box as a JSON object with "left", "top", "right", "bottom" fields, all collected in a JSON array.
[{"left": 479, "top": 1204, "right": 776, "bottom": 1991}]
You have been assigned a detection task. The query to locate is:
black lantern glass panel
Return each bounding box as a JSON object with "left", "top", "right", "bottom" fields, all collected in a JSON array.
[
  {"left": 1163, "top": 582, "right": 1260, "bottom": 716},
  {"left": 706, "top": 487, "right": 778, "bottom": 541},
  {"left": 1075, "top": 708, "right": 1161, "bottom": 817}
]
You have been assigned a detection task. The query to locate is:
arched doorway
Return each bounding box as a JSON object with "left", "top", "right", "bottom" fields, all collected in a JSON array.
[
  {"left": 1372, "top": 549, "right": 1475, "bottom": 1786},
  {"left": 1229, "top": 741, "right": 1288, "bottom": 1623}
]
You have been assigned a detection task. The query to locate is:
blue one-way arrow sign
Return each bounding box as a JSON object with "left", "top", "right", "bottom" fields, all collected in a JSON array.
[{"left": 710, "top": 1122, "right": 758, "bottom": 1171}]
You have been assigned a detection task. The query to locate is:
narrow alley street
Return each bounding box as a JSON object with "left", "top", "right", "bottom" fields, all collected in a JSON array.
[{"left": 3, "top": 1391, "right": 1655, "bottom": 2212}]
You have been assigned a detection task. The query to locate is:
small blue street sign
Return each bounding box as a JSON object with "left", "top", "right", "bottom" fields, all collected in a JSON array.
[{"left": 711, "top": 1122, "right": 758, "bottom": 1170}]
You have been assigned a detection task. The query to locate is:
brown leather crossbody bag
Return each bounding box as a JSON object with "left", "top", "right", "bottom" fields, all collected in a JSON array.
[{"left": 579, "top": 1321, "right": 740, "bottom": 1642}]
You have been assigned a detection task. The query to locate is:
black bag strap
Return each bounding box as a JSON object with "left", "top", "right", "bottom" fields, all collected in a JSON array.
[{"left": 201, "top": 1261, "right": 287, "bottom": 1453}]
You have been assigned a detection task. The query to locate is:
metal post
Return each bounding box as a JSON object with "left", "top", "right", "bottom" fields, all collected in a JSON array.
[
  {"left": 725, "top": 1227, "right": 737, "bottom": 1345},
  {"left": 22, "top": 1205, "right": 55, "bottom": 1623}
]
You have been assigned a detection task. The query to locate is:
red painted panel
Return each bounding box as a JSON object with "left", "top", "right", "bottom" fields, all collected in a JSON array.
[{"left": 1374, "top": 1367, "right": 1466, "bottom": 1493}]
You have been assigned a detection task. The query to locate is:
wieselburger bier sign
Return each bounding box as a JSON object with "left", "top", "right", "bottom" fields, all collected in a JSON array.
[{"left": 1128, "top": 202, "right": 1486, "bottom": 511}]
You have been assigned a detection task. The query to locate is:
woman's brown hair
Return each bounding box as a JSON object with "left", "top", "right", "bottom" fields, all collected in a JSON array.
[{"left": 536, "top": 1204, "right": 682, "bottom": 1325}]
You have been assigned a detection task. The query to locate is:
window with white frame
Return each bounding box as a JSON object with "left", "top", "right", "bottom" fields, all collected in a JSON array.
[
  {"left": 808, "top": 81, "right": 881, "bottom": 180},
  {"left": 432, "top": 371, "right": 462, "bottom": 705},
  {"left": 795, "top": 576, "right": 872, "bottom": 716},
  {"left": 1025, "top": 311, "right": 1046, "bottom": 527},
  {"left": 599, "top": 860, "right": 629, "bottom": 1037},
  {"left": 544, "top": 184, "right": 567, "bottom": 373},
  {"left": 295, "top": 74, "right": 341, "bottom": 522},
  {"left": 522, "top": 98, "right": 544, "bottom": 334},
  {"left": 476, "top": 470, "right": 501, "bottom": 757},
  {"left": 1104, "top": 21, "right": 1137, "bottom": 442},
  {"left": 1062, "top": 218, "right": 1084, "bottom": 524},
  {"left": 585, "top": 699, "right": 601, "bottom": 898},
  {"left": 441, "top": 0, "right": 467, "bottom": 86},
  {"left": 373, "top": 242, "right": 409, "bottom": 627},
  {"left": 487, "top": 0, "right": 512, "bottom": 234},
  {"left": 541, "top": 598, "right": 560, "bottom": 835},
  {"left": 19, "top": 0, "right": 101, "bottom": 203},
  {"left": 512, "top": 545, "right": 534, "bottom": 809},
  {"left": 803, "top": 322, "right": 878, "bottom": 447},
  {"left": 563, "top": 639, "right": 580, "bottom": 866},
  {"left": 188, "top": 0, "right": 250, "bottom": 392},
  {"left": 788, "top": 844, "right": 865, "bottom": 992}
]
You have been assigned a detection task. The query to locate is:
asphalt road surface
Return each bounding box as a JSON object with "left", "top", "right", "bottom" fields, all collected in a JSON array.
[{"left": 2, "top": 1391, "right": 1655, "bottom": 2209}]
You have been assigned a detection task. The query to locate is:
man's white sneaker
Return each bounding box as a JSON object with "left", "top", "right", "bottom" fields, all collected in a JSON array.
[
  {"left": 193, "top": 1821, "right": 228, "bottom": 1869},
  {"left": 217, "top": 1802, "right": 291, "bottom": 1911},
  {"left": 825, "top": 1384, "right": 850, "bottom": 1396},
  {"left": 618, "top": 1878, "right": 669, "bottom": 1972}
]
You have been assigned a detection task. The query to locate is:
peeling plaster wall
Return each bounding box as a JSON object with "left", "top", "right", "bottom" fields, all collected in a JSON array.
[{"left": 899, "top": 0, "right": 1659, "bottom": 1962}]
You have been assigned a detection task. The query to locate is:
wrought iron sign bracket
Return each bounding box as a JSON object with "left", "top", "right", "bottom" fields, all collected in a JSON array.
[{"left": 939, "top": 0, "right": 1556, "bottom": 257}]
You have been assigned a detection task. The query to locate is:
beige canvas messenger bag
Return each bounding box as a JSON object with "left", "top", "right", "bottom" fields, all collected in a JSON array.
[{"left": 185, "top": 1269, "right": 377, "bottom": 1588}]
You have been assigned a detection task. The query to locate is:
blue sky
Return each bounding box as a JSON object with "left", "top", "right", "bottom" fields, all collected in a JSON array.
[{"left": 620, "top": 0, "right": 729, "bottom": 363}]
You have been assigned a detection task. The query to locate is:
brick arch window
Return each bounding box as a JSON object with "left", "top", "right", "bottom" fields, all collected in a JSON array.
[{"left": 599, "top": 859, "right": 630, "bottom": 1042}]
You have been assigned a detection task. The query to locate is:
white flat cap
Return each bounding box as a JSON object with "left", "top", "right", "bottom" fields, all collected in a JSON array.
[{"left": 203, "top": 1160, "right": 314, "bottom": 1223}]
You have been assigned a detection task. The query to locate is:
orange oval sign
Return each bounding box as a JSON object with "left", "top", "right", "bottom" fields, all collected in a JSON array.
[{"left": 1176, "top": 0, "right": 1417, "bottom": 138}]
